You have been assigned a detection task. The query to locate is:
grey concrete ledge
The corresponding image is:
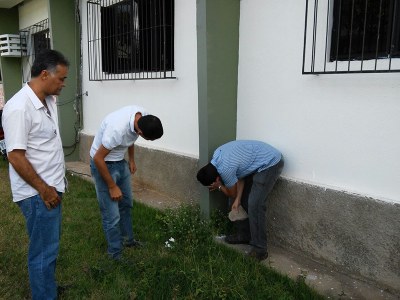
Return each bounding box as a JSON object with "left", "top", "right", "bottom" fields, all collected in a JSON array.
[{"left": 267, "top": 178, "right": 400, "bottom": 294}]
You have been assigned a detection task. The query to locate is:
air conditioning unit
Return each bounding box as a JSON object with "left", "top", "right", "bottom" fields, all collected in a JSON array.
[{"left": 0, "top": 34, "right": 26, "bottom": 57}]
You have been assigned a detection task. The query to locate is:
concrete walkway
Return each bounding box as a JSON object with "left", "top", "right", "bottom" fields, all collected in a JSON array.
[{"left": 66, "top": 161, "right": 399, "bottom": 300}]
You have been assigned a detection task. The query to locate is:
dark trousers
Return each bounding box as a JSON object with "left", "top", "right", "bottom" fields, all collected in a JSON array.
[{"left": 232, "top": 158, "right": 284, "bottom": 250}]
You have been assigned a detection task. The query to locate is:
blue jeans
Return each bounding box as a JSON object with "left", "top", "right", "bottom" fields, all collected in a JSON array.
[
  {"left": 90, "top": 159, "right": 134, "bottom": 259},
  {"left": 17, "top": 193, "right": 62, "bottom": 300},
  {"left": 240, "top": 158, "right": 284, "bottom": 250}
]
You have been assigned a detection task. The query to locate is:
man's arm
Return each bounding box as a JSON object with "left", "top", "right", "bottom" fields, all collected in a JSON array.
[
  {"left": 209, "top": 177, "right": 238, "bottom": 199},
  {"left": 219, "top": 183, "right": 238, "bottom": 199},
  {"left": 7, "top": 149, "right": 61, "bottom": 209},
  {"left": 93, "top": 144, "right": 122, "bottom": 201},
  {"left": 231, "top": 179, "right": 244, "bottom": 211},
  {"left": 127, "top": 144, "right": 137, "bottom": 174}
]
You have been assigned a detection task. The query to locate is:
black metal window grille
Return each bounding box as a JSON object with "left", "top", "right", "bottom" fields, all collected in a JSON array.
[
  {"left": 20, "top": 19, "right": 51, "bottom": 82},
  {"left": 303, "top": 0, "right": 400, "bottom": 74},
  {"left": 33, "top": 30, "right": 51, "bottom": 55},
  {"left": 87, "top": 0, "right": 175, "bottom": 81}
]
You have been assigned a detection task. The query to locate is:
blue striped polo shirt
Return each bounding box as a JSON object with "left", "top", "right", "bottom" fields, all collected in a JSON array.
[{"left": 210, "top": 140, "right": 281, "bottom": 188}]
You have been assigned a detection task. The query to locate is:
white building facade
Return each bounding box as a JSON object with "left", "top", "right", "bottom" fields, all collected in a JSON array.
[
  {"left": 1, "top": 0, "right": 398, "bottom": 293},
  {"left": 78, "top": 0, "right": 399, "bottom": 292}
]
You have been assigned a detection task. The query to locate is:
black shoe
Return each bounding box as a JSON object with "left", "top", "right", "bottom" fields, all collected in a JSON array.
[
  {"left": 248, "top": 248, "right": 268, "bottom": 261},
  {"left": 224, "top": 234, "right": 250, "bottom": 244},
  {"left": 124, "top": 239, "right": 144, "bottom": 248}
]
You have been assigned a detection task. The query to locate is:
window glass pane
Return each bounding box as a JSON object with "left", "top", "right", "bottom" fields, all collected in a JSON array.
[
  {"left": 330, "top": 0, "right": 400, "bottom": 61},
  {"left": 96, "top": 0, "right": 174, "bottom": 79}
]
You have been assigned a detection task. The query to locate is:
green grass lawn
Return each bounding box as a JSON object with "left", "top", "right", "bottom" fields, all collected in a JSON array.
[{"left": 0, "top": 159, "right": 324, "bottom": 299}]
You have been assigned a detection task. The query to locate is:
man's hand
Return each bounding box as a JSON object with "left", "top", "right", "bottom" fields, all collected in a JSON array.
[
  {"left": 129, "top": 160, "right": 137, "bottom": 174},
  {"left": 109, "top": 185, "right": 123, "bottom": 201},
  {"left": 231, "top": 198, "right": 240, "bottom": 212},
  {"left": 208, "top": 177, "right": 223, "bottom": 192},
  {"left": 40, "top": 186, "right": 61, "bottom": 209},
  {"left": 7, "top": 149, "right": 61, "bottom": 210},
  {"left": 93, "top": 145, "right": 122, "bottom": 200},
  {"left": 128, "top": 145, "right": 136, "bottom": 174}
]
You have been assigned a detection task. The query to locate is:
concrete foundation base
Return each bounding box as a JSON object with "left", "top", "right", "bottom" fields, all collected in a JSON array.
[
  {"left": 78, "top": 132, "right": 400, "bottom": 294},
  {"left": 268, "top": 179, "right": 400, "bottom": 294}
]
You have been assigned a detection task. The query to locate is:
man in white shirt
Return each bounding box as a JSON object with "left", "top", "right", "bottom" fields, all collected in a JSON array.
[
  {"left": 90, "top": 106, "right": 163, "bottom": 260},
  {"left": 2, "top": 50, "right": 69, "bottom": 300}
]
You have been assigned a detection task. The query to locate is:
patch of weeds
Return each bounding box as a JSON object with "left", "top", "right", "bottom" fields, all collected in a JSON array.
[
  {"left": 157, "top": 204, "right": 213, "bottom": 250},
  {"left": 210, "top": 208, "right": 233, "bottom": 236}
]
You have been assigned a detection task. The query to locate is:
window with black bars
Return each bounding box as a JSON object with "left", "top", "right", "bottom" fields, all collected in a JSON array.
[
  {"left": 20, "top": 19, "right": 51, "bottom": 82},
  {"left": 302, "top": 0, "right": 400, "bottom": 74},
  {"left": 87, "top": 0, "right": 175, "bottom": 81}
]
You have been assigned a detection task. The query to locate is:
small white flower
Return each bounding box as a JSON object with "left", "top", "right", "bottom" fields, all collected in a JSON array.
[
  {"left": 165, "top": 242, "right": 173, "bottom": 248},
  {"left": 169, "top": 237, "right": 175, "bottom": 242}
]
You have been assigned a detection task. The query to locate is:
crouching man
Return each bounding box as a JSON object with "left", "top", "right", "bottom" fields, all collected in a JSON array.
[{"left": 197, "top": 140, "right": 283, "bottom": 261}]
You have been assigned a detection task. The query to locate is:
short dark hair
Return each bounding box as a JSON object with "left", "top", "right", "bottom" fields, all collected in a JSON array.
[
  {"left": 31, "top": 50, "right": 70, "bottom": 77},
  {"left": 197, "top": 163, "right": 219, "bottom": 186},
  {"left": 138, "top": 115, "right": 163, "bottom": 140}
]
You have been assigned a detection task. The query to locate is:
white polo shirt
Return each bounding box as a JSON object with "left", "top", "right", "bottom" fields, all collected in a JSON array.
[
  {"left": 2, "top": 84, "right": 65, "bottom": 202},
  {"left": 90, "top": 105, "right": 148, "bottom": 161}
]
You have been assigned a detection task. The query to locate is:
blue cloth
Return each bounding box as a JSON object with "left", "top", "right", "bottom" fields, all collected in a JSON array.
[
  {"left": 211, "top": 140, "right": 281, "bottom": 187},
  {"left": 90, "top": 159, "right": 134, "bottom": 259},
  {"left": 17, "top": 193, "right": 62, "bottom": 300}
]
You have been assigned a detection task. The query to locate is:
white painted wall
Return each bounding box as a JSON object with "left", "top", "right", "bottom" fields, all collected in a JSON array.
[
  {"left": 79, "top": 0, "right": 399, "bottom": 203},
  {"left": 80, "top": 0, "right": 199, "bottom": 158},
  {"left": 237, "top": 0, "right": 400, "bottom": 203},
  {"left": 18, "top": 0, "right": 47, "bottom": 29}
]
